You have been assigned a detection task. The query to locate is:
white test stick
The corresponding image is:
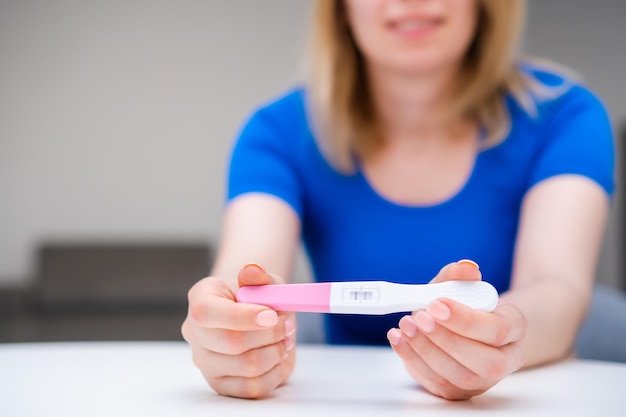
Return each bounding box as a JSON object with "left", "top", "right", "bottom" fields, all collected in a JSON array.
[{"left": 236, "top": 280, "right": 499, "bottom": 315}]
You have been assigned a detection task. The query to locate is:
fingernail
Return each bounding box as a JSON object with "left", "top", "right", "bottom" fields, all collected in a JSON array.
[
  {"left": 256, "top": 310, "right": 278, "bottom": 327},
  {"left": 414, "top": 311, "right": 436, "bottom": 334},
  {"left": 457, "top": 259, "right": 479, "bottom": 269},
  {"left": 244, "top": 262, "right": 265, "bottom": 272},
  {"left": 387, "top": 328, "right": 402, "bottom": 346},
  {"left": 399, "top": 315, "right": 418, "bottom": 338},
  {"left": 427, "top": 300, "right": 451, "bottom": 321},
  {"left": 285, "top": 318, "right": 296, "bottom": 337}
]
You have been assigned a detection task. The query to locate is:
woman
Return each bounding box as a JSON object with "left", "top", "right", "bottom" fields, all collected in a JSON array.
[{"left": 181, "top": 0, "right": 614, "bottom": 400}]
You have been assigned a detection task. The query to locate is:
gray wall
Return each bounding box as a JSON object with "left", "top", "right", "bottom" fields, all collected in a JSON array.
[
  {"left": 525, "top": 0, "right": 626, "bottom": 289},
  {"left": 1, "top": 0, "right": 623, "bottom": 288},
  {"left": 0, "top": 0, "right": 313, "bottom": 286}
]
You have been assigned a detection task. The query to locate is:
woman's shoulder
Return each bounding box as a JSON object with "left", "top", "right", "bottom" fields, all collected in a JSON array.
[
  {"left": 512, "top": 60, "right": 609, "bottom": 123},
  {"left": 234, "top": 86, "right": 316, "bottom": 156},
  {"left": 247, "top": 86, "right": 308, "bottom": 127},
  {"left": 519, "top": 60, "right": 574, "bottom": 88},
  {"left": 519, "top": 60, "right": 605, "bottom": 106}
]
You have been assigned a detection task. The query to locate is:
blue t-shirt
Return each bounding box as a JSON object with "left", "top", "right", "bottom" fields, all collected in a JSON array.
[{"left": 227, "top": 69, "right": 615, "bottom": 345}]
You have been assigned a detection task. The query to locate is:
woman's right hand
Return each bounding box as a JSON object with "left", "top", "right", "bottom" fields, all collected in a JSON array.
[{"left": 181, "top": 264, "right": 297, "bottom": 399}]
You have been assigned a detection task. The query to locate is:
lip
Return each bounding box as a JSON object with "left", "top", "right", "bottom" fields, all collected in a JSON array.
[{"left": 387, "top": 15, "right": 443, "bottom": 38}]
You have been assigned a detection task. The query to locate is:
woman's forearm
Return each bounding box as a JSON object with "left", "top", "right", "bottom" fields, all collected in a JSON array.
[{"left": 501, "top": 277, "right": 592, "bottom": 368}]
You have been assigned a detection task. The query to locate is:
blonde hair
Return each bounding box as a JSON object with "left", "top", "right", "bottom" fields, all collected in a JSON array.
[{"left": 305, "top": 0, "right": 569, "bottom": 173}]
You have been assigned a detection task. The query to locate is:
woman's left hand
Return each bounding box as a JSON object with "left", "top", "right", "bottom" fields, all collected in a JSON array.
[{"left": 387, "top": 260, "right": 527, "bottom": 400}]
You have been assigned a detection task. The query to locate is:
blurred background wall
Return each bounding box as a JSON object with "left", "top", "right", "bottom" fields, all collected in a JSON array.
[
  {"left": 1, "top": 0, "right": 624, "bottom": 294},
  {"left": 0, "top": 0, "right": 314, "bottom": 288},
  {"left": 524, "top": 0, "right": 625, "bottom": 290}
]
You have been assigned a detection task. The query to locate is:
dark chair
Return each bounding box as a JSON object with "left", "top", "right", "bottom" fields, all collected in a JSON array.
[
  {"left": 25, "top": 241, "right": 212, "bottom": 342},
  {"left": 575, "top": 284, "right": 626, "bottom": 363}
]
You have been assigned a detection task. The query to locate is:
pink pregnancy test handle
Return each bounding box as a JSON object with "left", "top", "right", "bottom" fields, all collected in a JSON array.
[{"left": 236, "top": 283, "right": 332, "bottom": 313}]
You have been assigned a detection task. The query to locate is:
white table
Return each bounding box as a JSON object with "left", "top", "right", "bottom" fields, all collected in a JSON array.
[{"left": 1, "top": 341, "right": 624, "bottom": 416}]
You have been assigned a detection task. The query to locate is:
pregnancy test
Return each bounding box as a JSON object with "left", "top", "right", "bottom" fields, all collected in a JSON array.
[{"left": 236, "top": 280, "right": 498, "bottom": 315}]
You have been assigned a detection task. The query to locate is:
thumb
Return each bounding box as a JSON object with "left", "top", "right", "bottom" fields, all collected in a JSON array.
[
  {"left": 238, "top": 263, "right": 285, "bottom": 288},
  {"left": 430, "top": 259, "right": 482, "bottom": 284}
]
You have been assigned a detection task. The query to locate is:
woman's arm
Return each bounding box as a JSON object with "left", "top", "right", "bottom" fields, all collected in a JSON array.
[
  {"left": 387, "top": 174, "right": 610, "bottom": 400},
  {"left": 503, "top": 174, "right": 610, "bottom": 367},
  {"left": 211, "top": 192, "right": 301, "bottom": 281}
]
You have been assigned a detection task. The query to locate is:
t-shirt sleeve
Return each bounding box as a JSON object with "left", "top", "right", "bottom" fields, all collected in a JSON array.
[
  {"left": 226, "top": 107, "right": 304, "bottom": 217},
  {"left": 529, "top": 86, "right": 615, "bottom": 196}
]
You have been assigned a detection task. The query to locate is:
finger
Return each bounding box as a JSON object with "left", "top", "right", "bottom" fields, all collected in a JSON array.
[
  {"left": 398, "top": 316, "right": 493, "bottom": 395},
  {"left": 206, "top": 347, "right": 296, "bottom": 399},
  {"left": 238, "top": 263, "right": 285, "bottom": 287},
  {"left": 200, "top": 335, "right": 296, "bottom": 379},
  {"left": 411, "top": 310, "right": 525, "bottom": 382},
  {"left": 389, "top": 323, "right": 485, "bottom": 400},
  {"left": 388, "top": 327, "right": 450, "bottom": 395},
  {"left": 184, "top": 274, "right": 279, "bottom": 331},
  {"left": 430, "top": 260, "right": 482, "bottom": 284},
  {"left": 188, "top": 293, "right": 279, "bottom": 331},
  {"left": 424, "top": 299, "right": 526, "bottom": 347},
  {"left": 196, "top": 313, "right": 296, "bottom": 355}
]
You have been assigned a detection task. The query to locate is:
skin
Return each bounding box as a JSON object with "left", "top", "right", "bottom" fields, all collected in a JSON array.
[
  {"left": 182, "top": 0, "right": 610, "bottom": 400},
  {"left": 182, "top": 195, "right": 300, "bottom": 399}
]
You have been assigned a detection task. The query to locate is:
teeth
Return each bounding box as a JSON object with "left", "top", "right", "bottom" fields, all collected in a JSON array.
[{"left": 396, "top": 20, "right": 432, "bottom": 30}]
